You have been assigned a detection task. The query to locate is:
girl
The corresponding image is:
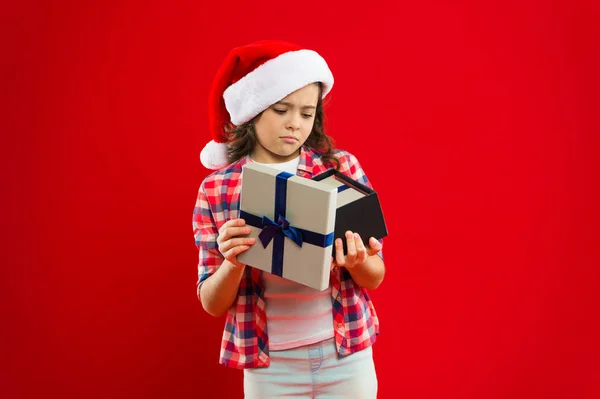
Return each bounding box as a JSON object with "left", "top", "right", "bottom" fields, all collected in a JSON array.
[{"left": 194, "top": 40, "right": 385, "bottom": 398}]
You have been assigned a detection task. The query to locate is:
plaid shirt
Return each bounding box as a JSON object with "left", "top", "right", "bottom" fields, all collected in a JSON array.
[{"left": 193, "top": 145, "right": 381, "bottom": 369}]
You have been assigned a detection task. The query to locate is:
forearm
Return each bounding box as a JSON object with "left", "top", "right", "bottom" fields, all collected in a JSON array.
[
  {"left": 347, "top": 254, "right": 385, "bottom": 290},
  {"left": 199, "top": 260, "right": 246, "bottom": 317}
]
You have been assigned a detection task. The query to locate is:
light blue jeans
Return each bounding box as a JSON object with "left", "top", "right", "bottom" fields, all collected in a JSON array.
[{"left": 244, "top": 338, "right": 378, "bottom": 398}]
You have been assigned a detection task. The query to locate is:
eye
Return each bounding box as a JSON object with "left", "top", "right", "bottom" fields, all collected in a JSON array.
[
  {"left": 302, "top": 114, "right": 314, "bottom": 118},
  {"left": 273, "top": 108, "right": 286, "bottom": 114}
]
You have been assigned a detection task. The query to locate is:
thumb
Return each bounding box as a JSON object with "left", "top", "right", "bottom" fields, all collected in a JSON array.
[{"left": 366, "top": 237, "right": 383, "bottom": 256}]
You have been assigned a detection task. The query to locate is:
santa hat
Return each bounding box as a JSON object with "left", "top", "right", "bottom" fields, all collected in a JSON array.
[{"left": 200, "top": 40, "right": 335, "bottom": 170}]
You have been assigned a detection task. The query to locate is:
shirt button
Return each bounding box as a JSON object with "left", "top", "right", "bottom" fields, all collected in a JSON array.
[
  {"left": 336, "top": 295, "right": 341, "bottom": 301},
  {"left": 333, "top": 267, "right": 338, "bottom": 273},
  {"left": 337, "top": 323, "right": 343, "bottom": 329}
]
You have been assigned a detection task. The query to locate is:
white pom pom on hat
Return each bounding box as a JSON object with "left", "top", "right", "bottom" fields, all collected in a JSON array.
[
  {"left": 200, "top": 40, "right": 335, "bottom": 170},
  {"left": 199, "top": 140, "right": 230, "bottom": 170}
]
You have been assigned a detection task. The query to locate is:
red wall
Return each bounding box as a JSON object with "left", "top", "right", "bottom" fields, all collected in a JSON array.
[{"left": 2, "top": 1, "right": 599, "bottom": 398}]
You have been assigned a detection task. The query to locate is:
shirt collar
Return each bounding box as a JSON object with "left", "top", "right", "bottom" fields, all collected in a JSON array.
[{"left": 297, "top": 145, "right": 314, "bottom": 176}]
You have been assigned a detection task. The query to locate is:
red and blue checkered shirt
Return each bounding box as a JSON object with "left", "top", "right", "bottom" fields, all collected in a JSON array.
[{"left": 193, "top": 145, "right": 381, "bottom": 369}]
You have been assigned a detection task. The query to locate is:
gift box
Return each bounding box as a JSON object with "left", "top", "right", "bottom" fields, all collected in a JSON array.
[
  {"left": 237, "top": 163, "right": 337, "bottom": 291},
  {"left": 312, "top": 170, "right": 388, "bottom": 255}
]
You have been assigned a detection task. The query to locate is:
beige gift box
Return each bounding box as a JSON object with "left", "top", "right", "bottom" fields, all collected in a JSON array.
[{"left": 237, "top": 163, "right": 337, "bottom": 291}]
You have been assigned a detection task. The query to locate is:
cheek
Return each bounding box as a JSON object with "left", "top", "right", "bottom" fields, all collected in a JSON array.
[
  {"left": 302, "top": 119, "right": 315, "bottom": 133},
  {"left": 256, "top": 116, "right": 281, "bottom": 136},
  {"left": 253, "top": 121, "right": 269, "bottom": 140}
]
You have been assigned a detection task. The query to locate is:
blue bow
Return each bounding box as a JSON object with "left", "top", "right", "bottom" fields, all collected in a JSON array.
[{"left": 258, "top": 215, "right": 303, "bottom": 248}]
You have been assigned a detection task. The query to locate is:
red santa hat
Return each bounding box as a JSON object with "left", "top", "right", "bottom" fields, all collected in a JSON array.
[{"left": 200, "top": 40, "right": 335, "bottom": 170}]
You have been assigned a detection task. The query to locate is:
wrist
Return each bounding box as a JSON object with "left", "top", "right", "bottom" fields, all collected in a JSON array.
[{"left": 223, "top": 258, "right": 246, "bottom": 273}]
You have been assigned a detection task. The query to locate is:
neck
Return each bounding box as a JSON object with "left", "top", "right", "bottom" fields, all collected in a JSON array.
[{"left": 251, "top": 149, "right": 301, "bottom": 164}]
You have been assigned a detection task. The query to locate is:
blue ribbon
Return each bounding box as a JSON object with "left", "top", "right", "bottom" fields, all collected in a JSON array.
[
  {"left": 240, "top": 171, "right": 334, "bottom": 277},
  {"left": 258, "top": 215, "right": 303, "bottom": 248}
]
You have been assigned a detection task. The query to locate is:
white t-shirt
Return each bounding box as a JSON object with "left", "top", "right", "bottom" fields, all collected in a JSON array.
[{"left": 251, "top": 156, "right": 335, "bottom": 351}]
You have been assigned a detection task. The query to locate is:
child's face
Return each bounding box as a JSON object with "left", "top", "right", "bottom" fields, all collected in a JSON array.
[{"left": 251, "top": 83, "right": 319, "bottom": 163}]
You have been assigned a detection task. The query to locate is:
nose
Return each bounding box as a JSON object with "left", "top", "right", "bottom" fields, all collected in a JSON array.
[{"left": 286, "top": 111, "right": 301, "bottom": 131}]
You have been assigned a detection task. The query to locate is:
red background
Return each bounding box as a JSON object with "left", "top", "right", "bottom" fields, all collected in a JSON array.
[{"left": 2, "top": 1, "right": 599, "bottom": 398}]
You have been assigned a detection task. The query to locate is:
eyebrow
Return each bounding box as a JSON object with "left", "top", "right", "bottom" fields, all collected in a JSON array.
[{"left": 275, "top": 101, "right": 317, "bottom": 110}]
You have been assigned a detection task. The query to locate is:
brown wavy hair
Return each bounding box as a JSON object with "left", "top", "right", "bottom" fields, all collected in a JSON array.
[{"left": 224, "top": 83, "right": 340, "bottom": 170}]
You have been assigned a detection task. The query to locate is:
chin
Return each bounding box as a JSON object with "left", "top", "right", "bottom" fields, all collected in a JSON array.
[
  {"left": 280, "top": 149, "right": 300, "bottom": 158},
  {"left": 272, "top": 147, "right": 299, "bottom": 157}
]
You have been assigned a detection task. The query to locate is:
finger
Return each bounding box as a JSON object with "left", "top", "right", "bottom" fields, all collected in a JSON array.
[
  {"left": 345, "top": 231, "right": 357, "bottom": 264},
  {"left": 334, "top": 238, "right": 345, "bottom": 266},
  {"left": 366, "top": 237, "right": 383, "bottom": 256},
  {"left": 219, "top": 237, "right": 256, "bottom": 254},
  {"left": 217, "top": 225, "right": 252, "bottom": 244},
  {"left": 224, "top": 244, "right": 250, "bottom": 263},
  {"left": 354, "top": 233, "right": 367, "bottom": 264},
  {"left": 219, "top": 218, "right": 246, "bottom": 235}
]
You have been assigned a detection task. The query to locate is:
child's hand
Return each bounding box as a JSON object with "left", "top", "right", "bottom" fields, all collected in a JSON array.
[
  {"left": 331, "top": 231, "right": 382, "bottom": 271},
  {"left": 216, "top": 218, "right": 256, "bottom": 268}
]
